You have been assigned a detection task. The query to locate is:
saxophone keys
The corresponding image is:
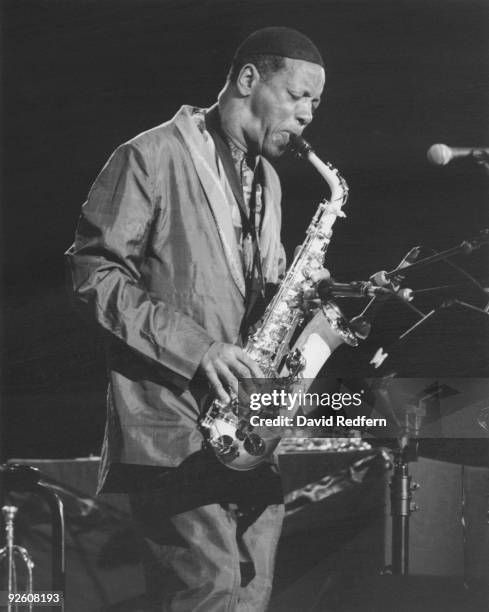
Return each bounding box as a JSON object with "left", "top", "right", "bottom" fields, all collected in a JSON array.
[
  {"left": 243, "top": 434, "right": 266, "bottom": 457},
  {"left": 285, "top": 348, "right": 306, "bottom": 376}
]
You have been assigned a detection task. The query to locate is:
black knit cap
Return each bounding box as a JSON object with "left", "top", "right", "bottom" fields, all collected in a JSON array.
[{"left": 233, "top": 26, "right": 324, "bottom": 68}]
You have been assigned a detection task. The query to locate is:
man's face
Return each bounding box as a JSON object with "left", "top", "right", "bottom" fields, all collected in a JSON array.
[{"left": 246, "top": 58, "right": 325, "bottom": 158}]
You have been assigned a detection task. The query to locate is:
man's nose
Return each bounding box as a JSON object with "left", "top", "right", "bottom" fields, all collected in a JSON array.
[{"left": 296, "top": 102, "right": 313, "bottom": 127}]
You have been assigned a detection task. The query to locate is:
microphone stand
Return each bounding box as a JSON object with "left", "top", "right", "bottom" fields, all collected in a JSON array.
[
  {"left": 386, "top": 230, "right": 489, "bottom": 279},
  {"left": 370, "top": 297, "right": 483, "bottom": 576},
  {"left": 337, "top": 232, "right": 489, "bottom": 572},
  {"left": 472, "top": 149, "right": 489, "bottom": 176},
  {"left": 388, "top": 413, "right": 422, "bottom": 576},
  {"left": 386, "top": 379, "right": 459, "bottom": 576},
  {"left": 354, "top": 236, "right": 488, "bottom": 576}
]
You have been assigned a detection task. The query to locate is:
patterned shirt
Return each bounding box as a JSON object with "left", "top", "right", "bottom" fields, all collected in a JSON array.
[{"left": 226, "top": 138, "right": 263, "bottom": 278}]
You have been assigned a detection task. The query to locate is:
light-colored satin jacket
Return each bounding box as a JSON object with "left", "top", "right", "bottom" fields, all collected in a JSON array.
[{"left": 66, "top": 106, "right": 285, "bottom": 489}]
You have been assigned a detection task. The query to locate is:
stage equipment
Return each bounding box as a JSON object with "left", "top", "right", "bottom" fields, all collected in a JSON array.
[
  {"left": 0, "top": 464, "right": 65, "bottom": 612},
  {"left": 427, "top": 143, "right": 489, "bottom": 166},
  {"left": 343, "top": 231, "right": 488, "bottom": 359},
  {"left": 347, "top": 247, "right": 420, "bottom": 341},
  {"left": 4, "top": 454, "right": 392, "bottom": 611},
  {"left": 0, "top": 505, "right": 35, "bottom": 612},
  {"left": 365, "top": 380, "right": 489, "bottom": 578},
  {"left": 362, "top": 229, "right": 489, "bottom": 376},
  {"left": 200, "top": 135, "right": 358, "bottom": 470},
  {"left": 372, "top": 379, "right": 489, "bottom": 582},
  {"left": 372, "top": 230, "right": 489, "bottom": 287},
  {"left": 382, "top": 381, "right": 457, "bottom": 575},
  {"left": 352, "top": 228, "right": 489, "bottom": 577},
  {"left": 316, "top": 279, "right": 411, "bottom": 300}
]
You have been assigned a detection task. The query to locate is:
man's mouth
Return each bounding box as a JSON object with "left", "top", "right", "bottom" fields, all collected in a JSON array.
[{"left": 272, "top": 131, "right": 291, "bottom": 147}]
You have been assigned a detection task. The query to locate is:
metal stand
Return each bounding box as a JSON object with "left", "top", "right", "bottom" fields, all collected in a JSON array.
[
  {"left": 385, "top": 384, "right": 451, "bottom": 576},
  {"left": 389, "top": 445, "right": 419, "bottom": 575},
  {"left": 0, "top": 505, "right": 35, "bottom": 612},
  {"left": 386, "top": 229, "right": 489, "bottom": 279},
  {"left": 1, "top": 464, "right": 65, "bottom": 610}
]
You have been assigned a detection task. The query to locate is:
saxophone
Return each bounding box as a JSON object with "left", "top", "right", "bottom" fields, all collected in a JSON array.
[{"left": 199, "top": 135, "right": 358, "bottom": 470}]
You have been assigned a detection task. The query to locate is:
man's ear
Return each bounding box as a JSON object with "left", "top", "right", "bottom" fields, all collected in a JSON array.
[{"left": 236, "top": 63, "right": 261, "bottom": 96}]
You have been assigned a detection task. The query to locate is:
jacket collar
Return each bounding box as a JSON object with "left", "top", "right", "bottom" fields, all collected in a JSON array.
[{"left": 174, "top": 105, "right": 247, "bottom": 298}]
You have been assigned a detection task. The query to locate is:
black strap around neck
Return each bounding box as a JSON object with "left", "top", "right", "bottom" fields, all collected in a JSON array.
[{"left": 205, "top": 106, "right": 255, "bottom": 235}]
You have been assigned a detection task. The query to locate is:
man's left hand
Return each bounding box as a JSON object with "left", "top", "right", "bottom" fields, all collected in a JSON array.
[{"left": 290, "top": 267, "right": 330, "bottom": 317}]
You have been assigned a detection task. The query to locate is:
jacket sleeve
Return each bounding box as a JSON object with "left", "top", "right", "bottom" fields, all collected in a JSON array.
[{"left": 65, "top": 142, "right": 214, "bottom": 389}]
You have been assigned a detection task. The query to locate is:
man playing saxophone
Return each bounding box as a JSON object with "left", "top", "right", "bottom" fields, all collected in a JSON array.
[{"left": 67, "top": 26, "right": 327, "bottom": 612}]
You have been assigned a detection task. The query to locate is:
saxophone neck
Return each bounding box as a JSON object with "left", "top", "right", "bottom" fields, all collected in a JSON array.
[{"left": 289, "top": 135, "right": 348, "bottom": 205}]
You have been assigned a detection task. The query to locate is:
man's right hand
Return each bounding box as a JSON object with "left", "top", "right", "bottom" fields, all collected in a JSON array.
[{"left": 198, "top": 342, "right": 263, "bottom": 404}]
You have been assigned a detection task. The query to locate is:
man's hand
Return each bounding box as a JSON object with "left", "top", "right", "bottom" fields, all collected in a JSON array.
[
  {"left": 304, "top": 267, "right": 331, "bottom": 311},
  {"left": 198, "top": 342, "right": 264, "bottom": 404},
  {"left": 291, "top": 267, "right": 331, "bottom": 316},
  {"left": 289, "top": 246, "right": 332, "bottom": 316}
]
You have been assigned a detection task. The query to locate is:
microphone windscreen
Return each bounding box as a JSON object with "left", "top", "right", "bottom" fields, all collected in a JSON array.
[{"left": 427, "top": 143, "right": 452, "bottom": 166}]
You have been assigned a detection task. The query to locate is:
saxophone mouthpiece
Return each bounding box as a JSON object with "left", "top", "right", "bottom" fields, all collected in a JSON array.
[{"left": 289, "top": 134, "right": 314, "bottom": 158}]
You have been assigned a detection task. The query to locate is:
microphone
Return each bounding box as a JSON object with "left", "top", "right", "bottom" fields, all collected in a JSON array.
[
  {"left": 317, "top": 280, "right": 392, "bottom": 300},
  {"left": 370, "top": 246, "right": 422, "bottom": 287},
  {"left": 348, "top": 246, "right": 421, "bottom": 340},
  {"left": 427, "top": 143, "right": 489, "bottom": 166}
]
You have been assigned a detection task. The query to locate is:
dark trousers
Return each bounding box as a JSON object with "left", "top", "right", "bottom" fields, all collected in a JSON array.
[{"left": 130, "top": 497, "right": 284, "bottom": 612}]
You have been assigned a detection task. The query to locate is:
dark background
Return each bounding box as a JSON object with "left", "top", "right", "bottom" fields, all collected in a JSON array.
[{"left": 2, "top": 0, "right": 489, "bottom": 460}]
